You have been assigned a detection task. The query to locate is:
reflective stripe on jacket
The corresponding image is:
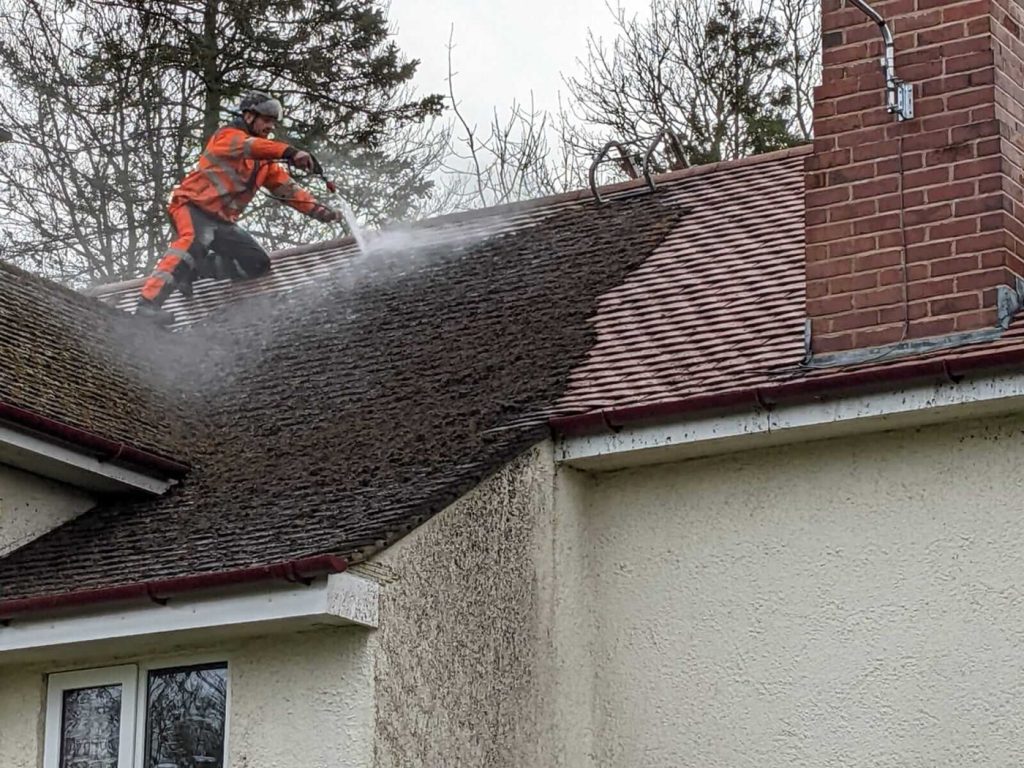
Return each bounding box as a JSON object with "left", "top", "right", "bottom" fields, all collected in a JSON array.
[{"left": 170, "top": 124, "right": 323, "bottom": 222}]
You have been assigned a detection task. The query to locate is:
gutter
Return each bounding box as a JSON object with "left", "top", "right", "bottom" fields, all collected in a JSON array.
[
  {"left": 550, "top": 343, "right": 1024, "bottom": 437},
  {"left": 0, "top": 400, "right": 189, "bottom": 478},
  {"left": 0, "top": 554, "right": 347, "bottom": 621}
]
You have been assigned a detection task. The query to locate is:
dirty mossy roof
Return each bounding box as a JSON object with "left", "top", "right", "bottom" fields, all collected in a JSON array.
[
  {"left": 0, "top": 260, "right": 187, "bottom": 460},
  {"left": 0, "top": 192, "right": 681, "bottom": 601}
]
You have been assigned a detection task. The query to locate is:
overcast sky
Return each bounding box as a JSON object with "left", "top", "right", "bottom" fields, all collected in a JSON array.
[{"left": 387, "top": 0, "right": 649, "bottom": 130}]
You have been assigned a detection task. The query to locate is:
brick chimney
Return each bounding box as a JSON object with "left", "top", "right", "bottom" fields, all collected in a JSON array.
[{"left": 805, "top": 0, "right": 1024, "bottom": 360}]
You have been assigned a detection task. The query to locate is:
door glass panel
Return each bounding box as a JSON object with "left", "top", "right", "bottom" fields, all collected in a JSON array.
[
  {"left": 59, "top": 684, "right": 122, "bottom": 768},
  {"left": 144, "top": 664, "right": 227, "bottom": 768}
]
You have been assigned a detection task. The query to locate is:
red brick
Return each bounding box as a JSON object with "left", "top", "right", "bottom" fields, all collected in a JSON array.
[
  {"left": 956, "top": 231, "right": 1008, "bottom": 253},
  {"left": 806, "top": 147, "right": 852, "bottom": 171},
  {"left": 807, "top": 222, "right": 855, "bottom": 243},
  {"left": 830, "top": 199, "right": 879, "bottom": 222},
  {"left": 878, "top": 231, "right": 906, "bottom": 249},
  {"left": 829, "top": 271, "right": 881, "bottom": 293},
  {"left": 944, "top": 0, "right": 992, "bottom": 23},
  {"left": 807, "top": 280, "right": 828, "bottom": 299},
  {"left": 908, "top": 277, "right": 956, "bottom": 300},
  {"left": 926, "top": 181, "right": 978, "bottom": 203},
  {"left": 815, "top": 113, "right": 866, "bottom": 136},
  {"left": 905, "top": 167, "right": 952, "bottom": 189},
  {"left": 905, "top": 203, "right": 954, "bottom": 226},
  {"left": 929, "top": 216, "right": 980, "bottom": 238},
  {"left": 852, "top": 139, "right": 902, "bottom": 162},
  {"left": 931, "top": 254, "right": 982, "bottom": 275},
  {"left": 853, "top": 285, "right": 904, "bottom": 308},
  {"left": 902, "top": 130, "right": 953, "bottom": 152},
  {"left": 954, "top": 308, "right": 998, "bottom": 329},
  {"left": 948, "top": 85, "right": 996, "bottom": 109},
  {"left": 951, "top": 120, "right": 1001, "bottom": 144},
  {"left": 853, "top": 213, "right": 902, "bottom": 234},
  {"left": 918, "top": 21, "right": 967, "bottom": 45},
  {"left": 953, "top": 155, "right": 1003, "bottom": 178},
  {"left": 829, "top": 162, "right": 878, "bottom": 185},
  {"left": 980, "top": 212, "right": 1005, "bottom": 230},
  {"left": 907, "top": 240, "right": 953, "bottom": 262},
  {"left": 930, "top": 292, "right": 982, "bottom": 314},
  {"left": 830, "top": 235, "right": 878, "bottom": 257},
  {"left": 901, "top": 60, "right": 946, "bottom": 81},
  {"left": 956, "top": 269, "right": 1012, "bottom": 291},
  {"left": 829, "top": 309, "right": 881, "bottom": 332},
  {"left": 813, "top": 333, "right": 857, "bottom": 354},
  {"left": 808, "top": 294, "right": 855, "bottom": 315},
  {"left": 851, "top": 177, "right": 900, "bottom": 200},
  {"left": 928, "top": 142, "right": 978, "bottom": 168},
  {"left": 806, "top": 257, "right": 855, "bottom": 279},
  {"left": 854, "top": 324, "right": 906, "bottom": 347},
  {"left": 837, "top": 126, "right": 886, "bottom": 149},
  {"left": 854, "top": 249, "right": 905, "bottom": 271},
  {"left": 807, "top": 186, "right": 852, "bottom": 207},
  {"left": 968, "top": 103, "right": 996, "bottom": 123},
  {"left": 807, "top": 208, "right": 829, "bottom": 226},
  {"left": 909, "top": 317, "right": 957, "bottom": 337},
  {"left": 955, "top": 193, "right": 1007, "bottom": 216}
]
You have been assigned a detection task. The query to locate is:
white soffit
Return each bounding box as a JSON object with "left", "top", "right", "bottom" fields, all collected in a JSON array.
[
  {"left": 557, "top": 371, "right": 1024, "bottom": 470},
  {"left": 0, "top": 422, "right": 173, "bottom": 494},
  {"left": 0, "top": 572, "right": 379, "bottom": 661}
]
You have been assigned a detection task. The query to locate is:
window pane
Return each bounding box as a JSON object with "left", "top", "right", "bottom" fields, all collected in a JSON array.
[
  {"left": 144, "top": 664, "right": 227, "bottom": 768},
  {"left": 60, "top": 684, "right": 122, "bottom": 768}
]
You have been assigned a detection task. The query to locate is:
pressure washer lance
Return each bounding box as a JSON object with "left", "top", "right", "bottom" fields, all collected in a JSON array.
[{"left": 289, "top": 154, "right": 367, "bottom": 253}]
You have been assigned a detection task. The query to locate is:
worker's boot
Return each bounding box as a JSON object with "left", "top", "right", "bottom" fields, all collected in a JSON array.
[{"left": 135, "top": 299, "right": 176, "bottom": 326}]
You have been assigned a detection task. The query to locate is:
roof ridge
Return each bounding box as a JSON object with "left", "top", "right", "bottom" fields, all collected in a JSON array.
[{"left": 86, "top": 143, "right": 812, "bottom": 297}]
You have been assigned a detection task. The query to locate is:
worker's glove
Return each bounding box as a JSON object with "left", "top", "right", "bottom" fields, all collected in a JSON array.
[
  {"left": 312, "top": 204, "right": 344, "bottom": 223},
  {"left": 291, "top": 150, "right": 315, "bottom": 172}
]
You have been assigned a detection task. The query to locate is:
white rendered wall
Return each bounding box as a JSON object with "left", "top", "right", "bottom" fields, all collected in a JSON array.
[
  {"left": 0, "top": 463, "right": 94, "bottom": 557},
  {"left": 574, "top": 413, "right": 1024, "bottom": 766}
]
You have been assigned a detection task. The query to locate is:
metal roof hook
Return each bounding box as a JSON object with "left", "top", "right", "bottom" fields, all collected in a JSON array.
[
  {"left": 589, "top": 130, "right": 669, "bottom": 204},
  {"left": 847, "top": 0, "right": 914, "bottom": 121}
]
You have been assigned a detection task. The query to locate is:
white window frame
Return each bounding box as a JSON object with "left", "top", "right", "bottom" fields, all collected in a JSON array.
[
  {"left": 44, "top": 665, "right": 138, "bottom": 768},
  {"left": 133, "top": 656, "right": 232, "bottom": 768},
  {"left": 44, "top": 658, "right": 230, "bottom": 768}
]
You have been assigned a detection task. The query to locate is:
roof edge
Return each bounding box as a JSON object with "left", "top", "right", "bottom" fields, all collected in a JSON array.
[
  {"left": 0, "top": 400, "right": 189, "bottom": 478},
  {"left": 550, "top": 344, "right": 1024, "bottom": 437},
  {"left": 0, "top": 554, "right": 348, "bottom": 620}
]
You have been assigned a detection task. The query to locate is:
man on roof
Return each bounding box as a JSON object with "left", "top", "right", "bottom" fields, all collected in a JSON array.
[{"left": 135, "top": 90, "right": 344, "bottom": 325}]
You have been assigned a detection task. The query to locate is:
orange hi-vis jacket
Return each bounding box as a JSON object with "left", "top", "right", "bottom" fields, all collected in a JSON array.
[{"left": 170, "top": 123, "right": 329, "bottom": 222}]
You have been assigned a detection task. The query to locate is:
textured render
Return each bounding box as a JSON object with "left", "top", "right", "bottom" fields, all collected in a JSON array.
[
  {"left": 371, "top": 445, "right": 555, "bottom": 768},
  {"left": 228, "top": 629, "right": 375, "bottom": 768},
  {"left": 577, "top": 413, "right": 1024, "bottom": 766},
  {"left": 0, "top": 627, "right": 375, "bottom": 768},
  {"left": 0, "top": 465, "right": 93, "bottom": 557},
  {"left": 0, "top": 666, "right": 43, "bottom": 768}
]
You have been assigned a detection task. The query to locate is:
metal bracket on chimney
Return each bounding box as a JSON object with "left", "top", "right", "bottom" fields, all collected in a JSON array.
[
  {"left": 846, "top": 0, "right": 914, "bottom": 121},
  {"left": 996, "top": 276, "right": 1024, "bottom": 330}
]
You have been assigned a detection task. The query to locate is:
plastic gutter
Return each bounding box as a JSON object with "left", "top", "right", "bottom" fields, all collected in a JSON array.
[
  {"left": 550, "top": 344, "right": 1024, "bottom": 437},
  {"left": 0, "top": 400, "right": 189, "bottom": 478},
  {"left": 0, "top": 554, "right": 348, "bottom": 621}
]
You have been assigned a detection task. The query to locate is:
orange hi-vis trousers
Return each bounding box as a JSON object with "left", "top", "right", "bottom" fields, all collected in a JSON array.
[{"left": 140, "top": 203, "right": 271, "bottom": 306}]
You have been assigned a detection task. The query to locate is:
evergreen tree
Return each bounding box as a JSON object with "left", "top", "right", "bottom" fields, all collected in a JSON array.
[{"left": 0, "top": 0, "right": 444, "bottom": 285}]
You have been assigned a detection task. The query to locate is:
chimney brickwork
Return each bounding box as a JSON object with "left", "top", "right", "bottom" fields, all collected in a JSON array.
[{"left": 806, "top": 0, "right": 1024, "bottom": 355}]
